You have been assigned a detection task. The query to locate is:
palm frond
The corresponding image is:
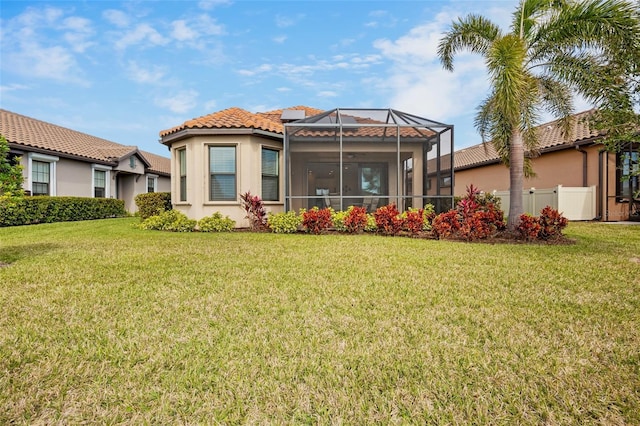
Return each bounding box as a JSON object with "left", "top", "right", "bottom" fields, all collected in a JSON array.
[{"left": 437, "top": 15, "right": 501, "bottom": 71}]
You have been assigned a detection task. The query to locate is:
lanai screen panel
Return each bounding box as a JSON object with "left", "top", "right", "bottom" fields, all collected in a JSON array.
[{"left": 284, "top": 108, "right": 454, "bottom": 212}]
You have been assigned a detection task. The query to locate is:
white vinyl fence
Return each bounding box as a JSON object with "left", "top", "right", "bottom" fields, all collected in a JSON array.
[{"left": 493, "top": 185, "right": 596, "bottom": 220}]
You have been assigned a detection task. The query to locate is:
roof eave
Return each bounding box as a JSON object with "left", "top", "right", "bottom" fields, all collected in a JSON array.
[
  {"left": 8, "top": 142, "right": 117, "bottom": 166},
  {"left": 161, "top": 127, "right": 283, "bottom": 145}
]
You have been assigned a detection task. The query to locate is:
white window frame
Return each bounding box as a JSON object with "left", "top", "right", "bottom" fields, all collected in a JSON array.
[
  {"left": 147, "top": 174, "right": 158, "bottom": 193},
  {"left": 92, "top": 164, "right": 112, "bottom": 198},
  {"left": 261, "top": 146, "right": 280, "bottom": 202},
  {"left": 28, "top": 153, "right": 59, "bottom": 196}
]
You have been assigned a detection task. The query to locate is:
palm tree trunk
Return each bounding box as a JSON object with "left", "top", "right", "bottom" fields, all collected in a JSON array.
[{"left": 507, "top": 128, "right": 525, "bottom": 230}]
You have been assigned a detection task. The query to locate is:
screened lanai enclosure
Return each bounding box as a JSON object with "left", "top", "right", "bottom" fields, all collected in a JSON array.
[{"left": 283, "top": 108, "right": 454, "bottom": 213}]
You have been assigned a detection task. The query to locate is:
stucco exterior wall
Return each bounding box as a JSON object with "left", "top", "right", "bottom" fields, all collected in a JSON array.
[
  {"left": 57, "top": 158, "right": 93, "bottom": 197},
  {"left": 170, "top": 134, "right": 285, "bottom": 226}
]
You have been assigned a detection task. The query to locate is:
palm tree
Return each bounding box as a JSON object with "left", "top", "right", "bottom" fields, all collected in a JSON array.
[{"left": 438, "top": 0, "right": 640, "bottom": 230}]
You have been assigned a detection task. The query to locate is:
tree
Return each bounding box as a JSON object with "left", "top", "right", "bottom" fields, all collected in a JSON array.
[
  {"left": 438, "top": 0, "right": 640, "bottom": 230},
  {"left": 0, "top": 134, "right": 24, "bottom": 198}
]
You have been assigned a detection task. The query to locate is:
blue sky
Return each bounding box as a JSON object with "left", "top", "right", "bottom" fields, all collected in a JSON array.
[{"left": 1, "top": 0, "right": 590, "bottom": 157}]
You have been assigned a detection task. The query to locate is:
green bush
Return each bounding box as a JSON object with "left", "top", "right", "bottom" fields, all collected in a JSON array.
[
  {"left": 331, "top": 209, "right": 348, "bottom": 232},
  {"left": 267, "top": 211, "right": 302, "bottom": 234},
  {"left": 198, "top": 212, "right": 236, "bottom": 232},
  {"left": 0, "top": 196, "right": 126, "bottom": 227},
  {"left": 138, "top": 210, "right": 196, "bottom": 232},
  {"left": 135, "top": 192, "right": 172, "bottom": 220}
]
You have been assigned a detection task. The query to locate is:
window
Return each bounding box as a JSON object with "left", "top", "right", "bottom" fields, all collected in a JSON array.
[
  {"left": 178, "top": 148, "right": 187, "bottom": 202},
  {"left": 28, "top": 153, "right": 58, "bottom": 196},
  {"left": 261, "top": 148, "right": 279, "bottom": 201},
  {"left": 92, "top": 165, "right": 111, "bottom": 198},
  {"left": 94, "top": 170, "right": 106, "bottom": 197},
  {"left": 209, "top": 146, "right": 236, "bottom": 201},
  {"left": 617, "top": 145, "right": 639, "bottom": 199},
  {"left": 32, "top": 160, "right": 50, "bottom": 195},
  {"left": 147, "top": 175, "right": 157, "bottom": 193}
]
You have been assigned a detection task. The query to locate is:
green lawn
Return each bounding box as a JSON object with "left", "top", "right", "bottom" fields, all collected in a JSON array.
[{"left": 1, "top": 218, "right": 639, "bottom": 424}]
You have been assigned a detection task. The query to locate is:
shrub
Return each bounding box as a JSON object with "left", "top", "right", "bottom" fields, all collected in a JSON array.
[
  {"left": 374, "top": 204, "right": 403, "bottom": 236},
  {"left": 422, "top": 203, "right": 436, "bottom": 231},
  {"left": 364, "top": 214, "right": 377, "bottom": 232},
  {"left": 198, "top": 212, "right": 235, "bottom": 232},
  {"left": 431, "top": 185, "right": 505, "bottom": 241},
  {"left": 517, "top": 213, "right": 542, "bottom": 241},
  {"left": 135, "top": 192, "right": 172, "bottom": 220},
  {"left": 268, "top": 211, "right": 302, "bottom": 234},
  {"left": 240, "top": 191, "right": 268, "bottom": 231},
  {"left": 402, "top": 208, "right": 425, "bottom": 236},
  {"left": 138, "top": 210, "right": 196, "bottom": 232},
  {"left": 0, "top": 196, "right": 126, "bottom": 227},
  {"left": 343, "top": 206, "right": 368, "bottom": 234},
  {"left": 431, "top": 210, "right": 461, "bottom": 239},
  {"left": 331, "top": 209, "right": 349, "bottom": 232},
  {"left": 537, "top": 206, "right": 568, "bottom": 240},
  {"left": 302, "top": 207, "right": 332, "bottom": 234}
]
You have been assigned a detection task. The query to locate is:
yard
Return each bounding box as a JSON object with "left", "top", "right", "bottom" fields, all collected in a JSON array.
[{"left": 1, "top": 218, "right": 638, "bottom": 424}]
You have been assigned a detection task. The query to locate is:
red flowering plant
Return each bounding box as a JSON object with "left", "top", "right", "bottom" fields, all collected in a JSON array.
[
  {"left": 537, "top": 206, "right": 568, "bottom": 240},
  {"left": 517, "top": 213, "right": 542, "bottom": 241},
  {"left": 373, "top": 204, "right": 404, "bottom": 236},
  {"left": 431, "top": 210, "right": 461, "bottom": 239},
  {"left": 343, "top": 206, "right": 368, "bottom": 234},
  {"left": 401, "top": 208, "right": 425, "bottom": 236},
  {"left": 302, "top": 207, "right": 332, "bottom": 234},
  {"left": 240, "top": 191, "right": 267, "bottom": 231},
  {"left": 431, "top": 185, "right": 505, "bottom": 240}
]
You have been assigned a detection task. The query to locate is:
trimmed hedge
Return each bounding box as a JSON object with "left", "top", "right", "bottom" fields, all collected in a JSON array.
[
  {"left": 135, "top": 192, "right": 172, "bottom": 220},
  {"left": 0, "top": 196, "right": 126, "bottom": 227}
]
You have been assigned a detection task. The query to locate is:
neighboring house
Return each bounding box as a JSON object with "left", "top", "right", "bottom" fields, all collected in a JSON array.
[
  {"left": 452, "top": 110, "right": 639, "bottom": 221},
  {"left": 160, "top": 106, "right": 454, "bottom": 226},
  {"left": 0, "top": 109, "right": 171, "bottom": 213}
]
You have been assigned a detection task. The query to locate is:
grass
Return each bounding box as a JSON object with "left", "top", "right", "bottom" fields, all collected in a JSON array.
[{"left": 1, "top": 218, "right": 639, "bottom": 424}]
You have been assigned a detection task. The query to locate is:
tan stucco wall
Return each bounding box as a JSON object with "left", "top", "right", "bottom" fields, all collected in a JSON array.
[
  {"left": 170, "top": 134, "right": 285, "bottom": 226},
  {"left": 158, "top": 176, "right": 170, "bottom": 192},
  {"left": 57, "top": 158, "right": 93, "bottom": 197}
]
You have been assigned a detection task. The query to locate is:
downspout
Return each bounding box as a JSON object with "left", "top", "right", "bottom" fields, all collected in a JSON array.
[
  {"left": 597, "top": 149, "right": 605, "bottom": 221},
  {"left": 284, "top": 125, "right": 289, "bottom": 212},
  {"left": 575, "top": 145, "right": 588, "bottom": 187}
]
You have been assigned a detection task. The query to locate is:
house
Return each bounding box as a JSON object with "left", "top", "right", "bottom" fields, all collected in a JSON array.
[
  {"left": 452, "top": 110, "right": 639, "bottom": 221},
  {"left": 159, "top": 106, "right": 454, "bottom": 226},
  {"left": 0, "top": 109, "right": 171, "bottom": 213}
]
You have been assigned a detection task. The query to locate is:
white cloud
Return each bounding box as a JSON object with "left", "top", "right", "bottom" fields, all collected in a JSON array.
[
  {"left": 198, "top": 0, "right": 231, "bottom": 11},
  {"left": 126, "top": 61, "right": 167, "bottom": 84},
  {"left": 61, "top": 16, "right": 95, "bottom": 53},
  {"left": 0, "top": 83, "right": 31, "bottom": 93},
  {"left": 6, "top": 42, "right": 89, "bottom": 86},
  {"left": 273, "top": 35, "right": 287, "bottom": 44},
  {"left": 237, "top": 64, "right": 273, "bottom": 77},
  {"left": 203, "top": 99, "right": 218, "bottom": 111},
  {"left": 317, "top": 91, "right": 338, "bottom": 98},
  {"left": 155, "top": 90, "right": 199, "bottom": 114},
  {"left": 115, "top": 23, "right": 169, "bottom": 50},
  {"left": 275, "top": 14, "right": 303, "bottom": 28},
  {"left": 167, "top": 15, "right": 224, "bottom": 50},
  {"left": 171, "top": 20, "right": 197, "bottom": 42},
  {"left": 102, "top": 9, "right": 131, "bottom": 28}
]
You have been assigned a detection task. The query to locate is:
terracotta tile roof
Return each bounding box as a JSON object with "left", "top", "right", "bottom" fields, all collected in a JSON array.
[
  {"left": 160, "top": 105, "right": 435, "bottom": 141},
  {"left": 455, "top": 110, "right": 601, "bottom": 170},
  {"left": 160, "top": 106, "right": 326, "bottom": 138},
  {"left": 0, "top": 109, "right": 170, "bottom": 176},
  {"left": 140, "top": 150, "right": 171, "bottom": 176}
]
